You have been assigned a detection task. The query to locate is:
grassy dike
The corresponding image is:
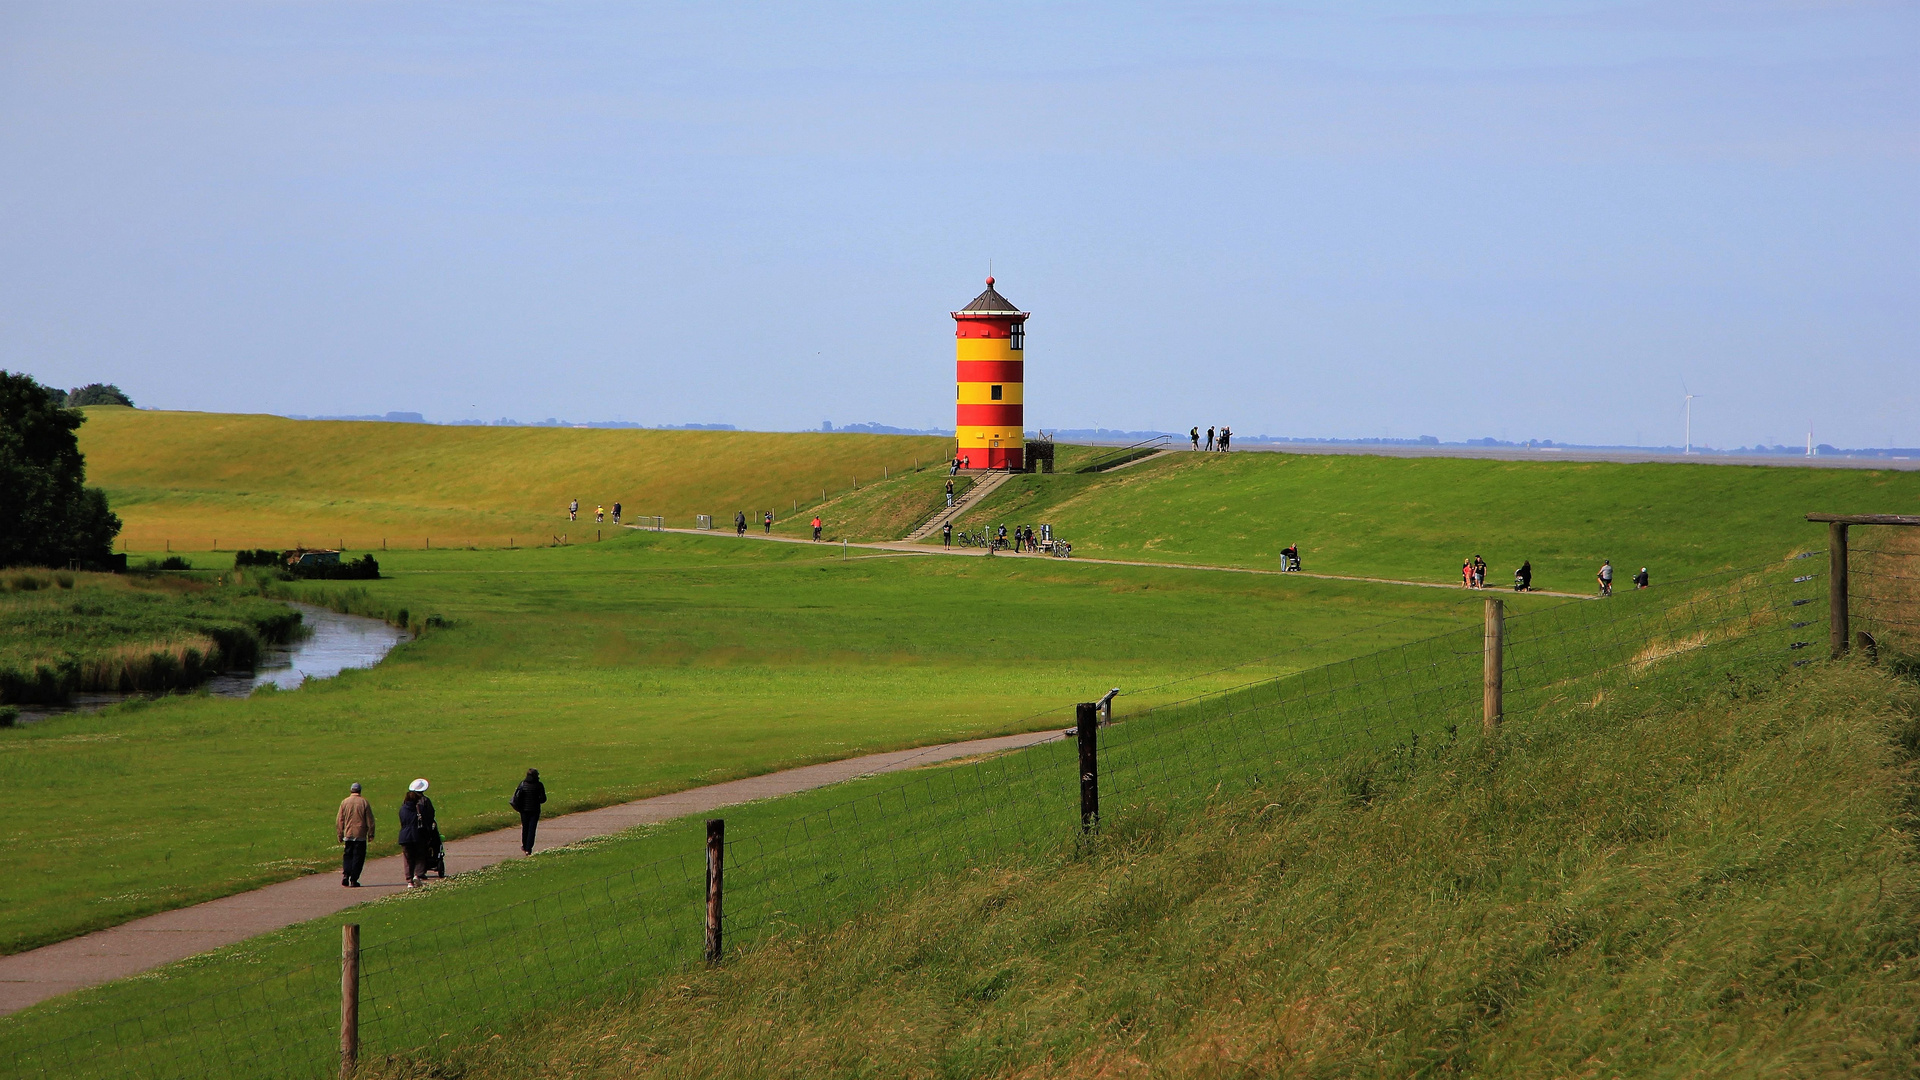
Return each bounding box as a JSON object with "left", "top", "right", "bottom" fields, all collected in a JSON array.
[
  {"left": 369, "top": 658, "right": 1920, "bottom": 1079},
  {"left": 77, "top": 407, "right": 951, "bottom": 551},
  {"left": 0, "top": 530, "right": 1507, "bottom": 955},
  {"left": 931, "top": 448, "right": 1920, "bottom": 586}
]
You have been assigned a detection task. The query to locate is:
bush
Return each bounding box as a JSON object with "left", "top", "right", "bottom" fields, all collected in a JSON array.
[
  {"left": 66, "top": 383, "right": 133, "bottom": 408},
  {"left": 233, "top": 549, "right": 282, "bottom": 569},
  {"left": 0, "top": 705, "right": 16, "bottom": 727},
  {"left": 139, "top": 557, "right": 192, "bottom": 571}
]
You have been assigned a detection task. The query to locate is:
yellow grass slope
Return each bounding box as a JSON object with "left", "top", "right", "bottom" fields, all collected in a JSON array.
[{"left": 79, "top": 408, "right": 949, "bottom": 550}]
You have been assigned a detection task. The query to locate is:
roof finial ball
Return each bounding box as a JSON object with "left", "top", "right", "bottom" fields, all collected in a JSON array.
[{"left": 985, "top": 276, "right": 994, "bottom": 286}]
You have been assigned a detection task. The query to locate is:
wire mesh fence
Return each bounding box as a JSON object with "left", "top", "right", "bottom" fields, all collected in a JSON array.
[
  {"left": 0, "top": 553, "right": 1855, "bottom": 1080},
  {"left": 1850, "top": 528, "right": 1920, "bottom": 657}
]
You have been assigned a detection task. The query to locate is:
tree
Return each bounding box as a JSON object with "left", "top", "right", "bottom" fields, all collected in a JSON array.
[
  {"left": 67, "top": 383, "right": 133, "bottom": 407},
  {"left": 0, "top": 371, "right": 122, "bottom": 568}
]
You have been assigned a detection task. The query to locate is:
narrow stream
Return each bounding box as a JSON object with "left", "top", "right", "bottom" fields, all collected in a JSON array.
[{"left": 9, "top": 603, "right": 411, "bottom": 724}]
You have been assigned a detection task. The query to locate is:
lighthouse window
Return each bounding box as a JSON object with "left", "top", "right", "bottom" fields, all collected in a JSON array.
[
  {"left": 990, "top": 384, "right": 1003, "bottom": 401},
  {"left": 1010, "top": 323, "right": 1024, "bottom": 350}
]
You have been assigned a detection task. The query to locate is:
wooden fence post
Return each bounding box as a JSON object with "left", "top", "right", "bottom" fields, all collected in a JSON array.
[
  {"left": 704, "top": 819, "right": 724, "bottom": 963},
  {"left": 1483, "top": 598, "right": 1503, "bottom": 733},
  {"left": 340, "top": 923, "right": 359, "bottom": 1079},
  {"left": 1829, "top": 521, "right": 1850, "bottom": 657},
  {"left": 1076, "top": 702, "right": 1099, "bottom": 832}
]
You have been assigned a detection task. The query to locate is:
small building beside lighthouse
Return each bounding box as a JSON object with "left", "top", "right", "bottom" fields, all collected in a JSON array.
[{"left": 952, "top": 277, "right": 1029, "bottom": 471}]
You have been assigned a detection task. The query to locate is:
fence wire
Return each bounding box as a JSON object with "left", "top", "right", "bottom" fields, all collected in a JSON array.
[{"left": 0, "top": 554, "right": 1861, "bottom": 1080}]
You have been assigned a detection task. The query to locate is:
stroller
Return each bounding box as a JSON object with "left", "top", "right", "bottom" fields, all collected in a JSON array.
[{"left": 426, "top": 819, "right": 447, "bottom": 878}]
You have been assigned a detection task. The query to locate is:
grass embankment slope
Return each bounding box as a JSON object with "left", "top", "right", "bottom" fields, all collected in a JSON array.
[
  {"left": 0, "top": 533, "right": 1509, "bottom": 954},
  {"left": 381, "top": 659, "right": 1920, "bottom": 1079},
  {"left": 0, "top": 571, "right": 299, "bottom": 704},
  {"left": 926, "top": 449, "right": 1920, "bottom": 586},
  {"left": 77, "top": 407, "right": 949, "bottom": 550}
]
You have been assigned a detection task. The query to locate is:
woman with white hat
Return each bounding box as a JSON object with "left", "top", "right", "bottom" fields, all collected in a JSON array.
[{"left": 398, "top": 778, "right": 436, "bottom": 887}]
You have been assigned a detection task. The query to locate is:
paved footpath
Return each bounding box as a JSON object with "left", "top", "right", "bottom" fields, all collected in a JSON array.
[
  {"left": 0, "top": 729, "right": 1061, "bottom": 1016},
  {"left": 653, "top": 526, "right": 1593, "bottom": 600}
]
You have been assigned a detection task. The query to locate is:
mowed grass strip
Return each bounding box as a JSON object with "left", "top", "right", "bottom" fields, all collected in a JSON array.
[
  {"left": 369, "top": 660, "right": 1920, "bottom": 1080},
  {"left": 76, "top": 407, "right": 950, "bottom": 550},
  {"left": 0, "top": 531, "right": 1511, "bottom": 954},
  {"left": 942, "top": 447, "right": 1920, "bottom": 586}
]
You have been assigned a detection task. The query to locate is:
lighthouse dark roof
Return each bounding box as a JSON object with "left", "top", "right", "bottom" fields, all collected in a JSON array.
[{"left": 955, "top": 278, "right": 1027, "bottom": 316}]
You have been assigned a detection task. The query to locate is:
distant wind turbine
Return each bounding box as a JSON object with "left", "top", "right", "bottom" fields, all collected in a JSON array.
[{"left": 1683, "top": 385, "right": 1699, "bottom": 455}]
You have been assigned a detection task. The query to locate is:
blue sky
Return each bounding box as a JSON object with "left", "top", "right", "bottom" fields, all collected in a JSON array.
[{"left": 1, "top": 2, "right": 1914, "bottom": 446}]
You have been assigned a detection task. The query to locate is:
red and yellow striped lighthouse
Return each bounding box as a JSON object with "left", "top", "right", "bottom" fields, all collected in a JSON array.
[{"left": 953, "top": 277, "right": 1029, "bottom": 471}]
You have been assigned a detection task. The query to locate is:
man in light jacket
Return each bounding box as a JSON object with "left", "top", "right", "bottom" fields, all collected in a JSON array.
[{"left": 336, "top": 782, "right": 374, "bottom": 887}]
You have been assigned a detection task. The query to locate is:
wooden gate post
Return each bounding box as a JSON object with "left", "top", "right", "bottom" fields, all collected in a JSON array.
[
  {"left": 340, "top": 923, "right": 359, "bottom": 1079},
  {"left": 1076, "top": 703, "right": 1099, "bottom": 832},
  {"left": 704, "top": 819, "right": 724, "bottom": 963},
  {"left": 1829, "top": 521, "right": 1850, "bottom": 657},
  {"left": 1483, "top": 598, "right": 1504, "bottom": 734}
]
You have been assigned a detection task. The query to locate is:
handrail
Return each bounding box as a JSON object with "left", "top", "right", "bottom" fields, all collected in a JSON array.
[{"left": 1079, "top": 435, "right": 1173, "bottom": 473}]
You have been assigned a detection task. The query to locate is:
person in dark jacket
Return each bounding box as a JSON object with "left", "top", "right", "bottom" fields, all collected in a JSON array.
[
  {"left": 511, "top": 768, "right": 548, "bottom": 855},
  {"left": 1515, "top": 560, "right": 1533, "bottom": 592},
  {"left": 398, "top": 786, "right": 430, "bottom": 888}
]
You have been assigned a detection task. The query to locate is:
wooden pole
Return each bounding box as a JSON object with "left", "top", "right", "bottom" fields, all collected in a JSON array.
[
  {"left": 340, "top": 923, "right": 360, "bottom": 1078},
  {"left": 704, "top": 819, "right": 724, "bottom": 963},
  {"left": 1076, "top": 702, "right": 1099, "bottom": 832},
  {"left": 1830, "top": 521, "right": 1850, "bottom": 657},
  {"left": 1483, "top": 597, "right": 1504, "bottom": 733}
]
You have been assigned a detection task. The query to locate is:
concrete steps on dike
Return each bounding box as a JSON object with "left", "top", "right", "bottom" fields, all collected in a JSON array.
[{"left": 905, "top": 470, "right": 1012, "bottom": 543}]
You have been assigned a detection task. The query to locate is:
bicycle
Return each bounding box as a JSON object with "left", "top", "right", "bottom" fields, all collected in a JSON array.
[{"left": 1051, "top": 540, "right": 1072, "bottom": 558}]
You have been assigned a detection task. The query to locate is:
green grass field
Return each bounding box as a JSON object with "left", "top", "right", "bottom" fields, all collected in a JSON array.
[
  {"left": 0, "top": 557, "right": 1881, "bottom": 1079},
  {"left": 0, "top": 530, "right": 1521, "bottom": 955},
  {"left": 75, "top": 407, "right": 949, "bottom": 551}
]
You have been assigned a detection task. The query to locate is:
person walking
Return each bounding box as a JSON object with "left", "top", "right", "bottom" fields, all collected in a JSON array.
[
  {"left": 1190, "top": 426, "right": 1200, "bottom": 450},
  {"left": 1598, "top": 559, "right": 1614, "bottom": 597},
  {"left": 811, "top": 516, "right": 822, "bottom": 541},
  {"left": 763, "top": 510, "right": 773, "bottom": 535},
  {"left": 942, "top": 521, "right": 953, "bottom": 547},
  {"left": 1463, "top": 558, "right": 1475, "bottom": 589},
  {"left": 1634, "top": 566, "right": 1650, "bottom": 589},
  {"left": 1515, "top": 560, "right": 1532, "bottom": 592},
  {"left": 1206, "top": 426, "right": 1215, "bottom": 452},
  {"left": 1472, "top": 555, "right": 1486, "bottom": 589},
  {"left": 568, "top": 499, "right": 578, "bottom": 521},
  {"left": 945, "top": 478, "right": 954, "bottom": 507},
  {"left": 336, "top": 782, "right": 374, "bottom": 887},
  {"left": 510, "top": 768, "right": 547, "bottom": 855},
  {"left": 399, "top": 781, "right": 433, "bottom": 888},
  {"left": 734, "top": 511, "right": 747, "bottom": 536},
  {"left": 611, "top": 502, "right": 621, "bottom": 525}
]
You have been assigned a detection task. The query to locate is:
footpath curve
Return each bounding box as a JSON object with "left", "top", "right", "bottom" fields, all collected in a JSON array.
[
  {"left": 648, "top": 525, "right": 1594, "bottom": 600},
  {"left": 0, "top": 729, "right": 1061, "bottom": 1016}
]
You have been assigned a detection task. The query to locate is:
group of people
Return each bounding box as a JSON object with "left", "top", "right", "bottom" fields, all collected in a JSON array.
[
  {"left": 1462, "top": 555, "right": 1492, "bottom": 589},
  {"left": 949, "top": 454, "right": 972, "bottom": 474},
  {"left": 567, "top": 500, "right": 622, "bottom": 525},
  {"left": 333, "top": 769, "right": 548, "bottom": 889},
  {"left": 731, "top": 511, "right": 778, "bottom": 536},
  {"left": 1450, "top": 558, "right": 1649, "bottom": 595},
  {"left": 1190, "top": 426, "right": 1233, "bottom": 452},
  {"left": 1596, "top": 560, "right": 1650, "bottom": 597}
]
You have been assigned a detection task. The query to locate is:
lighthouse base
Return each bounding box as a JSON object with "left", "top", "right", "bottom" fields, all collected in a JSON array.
[{"left": 958, "top": 447, "right": 1024, "bottom": 472}]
